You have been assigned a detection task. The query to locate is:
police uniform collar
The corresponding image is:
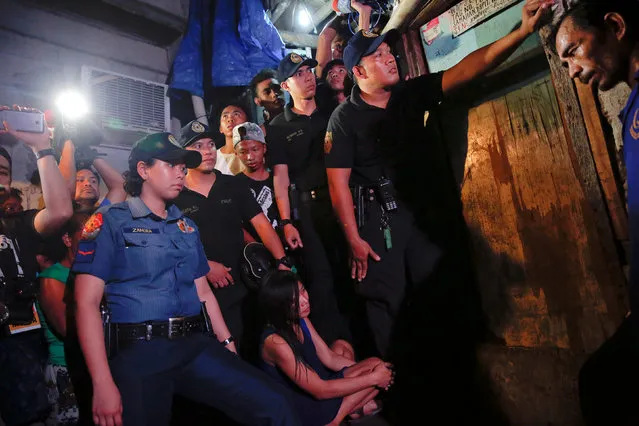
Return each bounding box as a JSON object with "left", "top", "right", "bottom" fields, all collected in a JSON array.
[
  {"left": 283, "top": 102, "right": 320, "bottom": 121},
  {"left": 350, "top": 85, "right": 384, "bottom": 111},
  {"left": 619, "top": 70, "right": 639, "bottom": 122},
  {"left": 128, "top": 197, "right": 183, "bottom": 221}
]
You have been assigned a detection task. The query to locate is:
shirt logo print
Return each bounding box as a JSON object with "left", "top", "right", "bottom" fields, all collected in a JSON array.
[
  {"left": 220, "top": 199, "right": 233, "bottom": 204},
  {"left": 631, "top": 109, "right": 639, "bottom": 141},
  {"left": 286, "top": 129, "right": 304, "bottom": 142}
]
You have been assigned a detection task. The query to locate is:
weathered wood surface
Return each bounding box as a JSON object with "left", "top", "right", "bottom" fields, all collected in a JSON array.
[
  {"left": 574, "top": 81, "right": 629, "bottom": 243},
  {"left": 539, "top": 27, "right": 627, "bottom": 301},
  {"left": 401, "top": 30, "right": 429, "bottom": 79},
  {"left": 462, "top": 76, "right": 625, "bottom": 354}
]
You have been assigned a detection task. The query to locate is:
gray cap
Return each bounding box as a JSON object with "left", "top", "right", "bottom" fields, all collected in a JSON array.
[{"left": 233, "top": 122, "right": 265, "bottom": 147}]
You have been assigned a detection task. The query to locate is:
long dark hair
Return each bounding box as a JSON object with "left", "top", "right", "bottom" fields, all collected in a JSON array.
[{"left": 259, "top": 270, "right": 308, "bottom": 375}]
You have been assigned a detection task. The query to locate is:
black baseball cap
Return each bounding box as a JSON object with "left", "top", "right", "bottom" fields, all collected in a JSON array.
[
  {"left": 344, "top": 30, "right": 399, "bottom": 73},
  {"left": 278, "top": 53, "right": 318, "bottom": 81},
  {"left": 321, "top": 59, "right": 345, "bottom": 80},
  {"left": 178, "top": 119, "right": 216, "bottom": 148},
  {"left": 129, "top": 132, "right": 201, "bottom": 170}
]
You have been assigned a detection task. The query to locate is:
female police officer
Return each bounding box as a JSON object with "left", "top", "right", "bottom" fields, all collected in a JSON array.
[{"left": 72, "top": 132, "right": 300, "bottom": 426}]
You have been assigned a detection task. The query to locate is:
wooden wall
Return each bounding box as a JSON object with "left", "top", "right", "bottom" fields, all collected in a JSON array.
[{"left": 438, "top": 70, "right": 628, "bottom": 423}]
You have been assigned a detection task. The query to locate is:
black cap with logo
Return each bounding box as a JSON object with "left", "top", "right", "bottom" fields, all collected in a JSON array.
[
  {"left": 129, "top": 132, "right": 201, "bottom": 170},
  {"left": 278, "top": 53, "right": 318, "bottom": 81},
  {"left": 344, "top": 29, "right": 399, "bottom": 73},
  {"left": 178, "top": 119, "right": 217, "bottom": 148}
]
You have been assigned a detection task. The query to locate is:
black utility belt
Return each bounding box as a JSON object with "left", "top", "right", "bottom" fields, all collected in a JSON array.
[
  {"left": 299, "top": 186, "right": 330, "bottom": 203},
  {"left": 113, "top": 315, "right": 205, "bottom": 342}
]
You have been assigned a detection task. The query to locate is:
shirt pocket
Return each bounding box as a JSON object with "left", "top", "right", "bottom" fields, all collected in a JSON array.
[
  {"left": 121, "top": 233, "right": 169, "bottom": 272},
  {"left": 172, "top": 234, "right": 203, "bottom": 279}
]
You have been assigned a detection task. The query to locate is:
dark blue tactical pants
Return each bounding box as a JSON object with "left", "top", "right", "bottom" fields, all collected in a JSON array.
[{"left": 109, "top": 333, "right": 300, "bottom": 426}]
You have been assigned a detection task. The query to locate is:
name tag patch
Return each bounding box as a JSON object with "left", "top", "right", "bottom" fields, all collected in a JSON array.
[{"left": 123, "top": 227, "right": 160, "bottom": 234}]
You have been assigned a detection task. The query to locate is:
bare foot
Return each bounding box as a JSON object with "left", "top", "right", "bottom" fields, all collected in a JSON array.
[{"left": 349, "top": 400, "right": 382, "bottom": 420}]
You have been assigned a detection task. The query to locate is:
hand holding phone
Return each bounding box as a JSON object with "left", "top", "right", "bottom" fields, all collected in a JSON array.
[{"left": 0, "top": 106, "right": 51, "bottom": 152}]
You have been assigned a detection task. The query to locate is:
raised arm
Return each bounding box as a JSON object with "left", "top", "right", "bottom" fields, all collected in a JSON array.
[
  {"left": 93, "top": 158, "right": 126, "bottom": 204},
  {"left": 316, "top": 18, "right": 339, "bottom": 78},
  {"left": 58, "top": 139, "right": 77, "bottom": 197},
  {"left": 1, "top": 114, "right": 73, "bottom": 235},
  {"left": 442, "top": 0, "right": 552, "bottom": 95}
]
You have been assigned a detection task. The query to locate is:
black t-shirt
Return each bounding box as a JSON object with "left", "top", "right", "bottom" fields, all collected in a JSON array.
[
  {"left": 235, "top": 173, "right": 279, "bottom": 240},
  {"left": 0, "top": 210, "right": 40, "bottom": 284},
  {"left": 266, "top": 104, "right": 331, "bottom": 191},
  {"left": 0, "top": 209, "right": 41, "bottom": 327},
  {"left": 325, "top": 73, "right": 444, "bottom": 186},
  {"left": 173, "top": 171, "right": 262, "bottom": 282}
]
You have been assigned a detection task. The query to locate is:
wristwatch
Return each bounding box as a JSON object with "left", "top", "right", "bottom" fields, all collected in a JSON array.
[
  {"left": 222, "top": 336, "right": 235, "bottom": 346},
  {"left": 275, "top": 256, "right": 293, "bottom": 269},
  {"left": 35, "top": 148, "right": 55, "bottom": 160},
  {"left": 279, "top": 219, "right": 293, "bottom": 228}
]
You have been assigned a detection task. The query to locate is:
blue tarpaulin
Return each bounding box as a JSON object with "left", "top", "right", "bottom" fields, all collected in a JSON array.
[{"left": 170, "top": 0, "right": 284, "bottom": 95}]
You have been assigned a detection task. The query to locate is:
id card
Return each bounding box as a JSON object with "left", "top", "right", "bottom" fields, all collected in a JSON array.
[{"left": 8, "top": 303, "right": 41, "bottom": 335}]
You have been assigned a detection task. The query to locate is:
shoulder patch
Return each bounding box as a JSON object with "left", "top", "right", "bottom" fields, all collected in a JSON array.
[
  {"left": 362, "top": 31, "right": 378, "bottom": 38},
  {"left": 81, "top": 213, "right": 104, "bottom": 241},
  {"left": 75, "top": 241, "right": 96, "bottom": 263},
  {"left": 631, "top": 109, "right": 639, "bottom": 140},
  {"left": 324, "top": 131, "right": 333, "bottom": 155},
  {"left": 177, "top": 218, "right": 195, "bottom": 234}
]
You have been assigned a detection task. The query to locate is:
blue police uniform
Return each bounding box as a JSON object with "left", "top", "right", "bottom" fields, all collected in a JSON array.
[
  {"left": 71, "top": 197, "right": 300, "bottom": 425},
  {"left": 622, "top": 70, "right": 639, "bottom": 325}
]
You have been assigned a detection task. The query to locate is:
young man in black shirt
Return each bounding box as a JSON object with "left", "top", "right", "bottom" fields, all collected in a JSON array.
[
  {"left": 325, "top": 1, "right": 552, "bottom": 356},
  {"left": 0, "top": 110, "right": 73, "bottom": 426},
  {"left": 173, "top": 119, "right": 291, "bottom": 351},
  {"left": 250, "top": 69, "right": 285, "bottom": 126},
  {"left": 234, "top": 122, "right": 279, "bottom": 238},
  {"left": 268, "top": 53, "right": 353, "bottom": 358}
]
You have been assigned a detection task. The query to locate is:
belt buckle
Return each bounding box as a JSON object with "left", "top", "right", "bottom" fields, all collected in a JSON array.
[{"left": 168, "top": 317, "right": 186, "bottom": 339}]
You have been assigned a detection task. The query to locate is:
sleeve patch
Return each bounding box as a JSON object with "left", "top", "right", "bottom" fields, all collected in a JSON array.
[
  {"left": 324, "top": 131, "right": 333, "bottom": 154},
  {"left": 75, "top": 241, "right": 97, "bottom": 263},
  {"left": 81, "top": 213, "right": 104, "bottom": 241}
]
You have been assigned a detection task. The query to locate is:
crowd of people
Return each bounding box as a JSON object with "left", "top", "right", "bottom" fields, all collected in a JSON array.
[{"left": 2, "top": 0, "right": 637, "bottom": 424}]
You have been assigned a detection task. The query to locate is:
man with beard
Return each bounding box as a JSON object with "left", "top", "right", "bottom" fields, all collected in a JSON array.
[
  {"left": 325, "top": 1, "right": 552, "bottom": 357},
  {"left": 268, "top": 53, "right": 354, "bottom": 359},
  {"left": 59, "top": 139, "right": 126, "bottom": 212},
  {"left": 550, "top": 1, "right": 639, "bottom": 423},
  {"left": 250, "top": 69, "right": 285, "bottom": 126},
  {"left": 174, "top": 119, "right": 291, "bottom": 352}
]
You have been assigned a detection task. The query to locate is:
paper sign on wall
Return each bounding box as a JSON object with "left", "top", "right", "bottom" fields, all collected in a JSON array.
[{"left": 449, "top": 0, "right": 519, "bottom": 37}]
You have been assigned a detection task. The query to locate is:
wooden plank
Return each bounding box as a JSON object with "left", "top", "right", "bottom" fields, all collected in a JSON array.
[
  {"left": 401, "top": 30, "right": 429, "bottom": 79},
  {"left": 460, "top": 76, "right": 624, "bottom": 352},
  {"left": 538, "top": 26, "right": 627, "bottom": 301},
  {"left": 574, "top": 81, "right": 629, "bottom": 242}
]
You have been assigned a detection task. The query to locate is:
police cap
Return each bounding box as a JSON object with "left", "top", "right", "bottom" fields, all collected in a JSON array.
[{"left": 129, "top": 132, "right": 201, "bottom": 170}]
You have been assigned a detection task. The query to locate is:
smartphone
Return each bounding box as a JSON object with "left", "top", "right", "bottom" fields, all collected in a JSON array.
[{"left": 0, "top": 110, "right": 45, "bottom": 133}]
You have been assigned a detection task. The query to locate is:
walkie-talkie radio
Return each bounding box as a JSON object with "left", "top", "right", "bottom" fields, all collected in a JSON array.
[{"left": 377, "top": 177, "right": 398, "bottom": 212}]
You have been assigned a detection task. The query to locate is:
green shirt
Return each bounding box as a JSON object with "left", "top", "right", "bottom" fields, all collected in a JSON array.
[{"left": 36, "top": 263, "right": 69, "bottom": 366}]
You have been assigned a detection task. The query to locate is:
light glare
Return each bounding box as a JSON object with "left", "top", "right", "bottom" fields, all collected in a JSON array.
[{"left": 55, "top": 91, "right": 89, "bottom": 120}]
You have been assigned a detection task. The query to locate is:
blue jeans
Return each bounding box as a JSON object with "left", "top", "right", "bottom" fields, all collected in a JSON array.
[{"left": 109, "top": 333, "right": 301, "bottom": 426}]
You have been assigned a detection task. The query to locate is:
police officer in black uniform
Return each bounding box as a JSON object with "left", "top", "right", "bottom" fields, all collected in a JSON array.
[
  {"left": 325, "top": 2, "right": 550, "bottom": 357},
  {"left": 268, "top": 53, "right": 353, "bottom": 356},
  {"left": 174, "top": 119, "right": 291, "bottom": 355},
  {"left": 72, "top": 132, "right": 300, "bottom": 426},
  {"left": 0, "top": 112, "right": 73, "bottom": 426}
]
